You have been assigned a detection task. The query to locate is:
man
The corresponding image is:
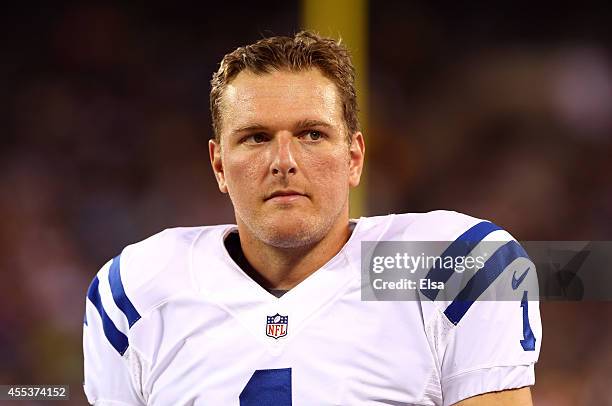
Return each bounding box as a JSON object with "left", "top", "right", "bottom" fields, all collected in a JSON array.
[{"left": 83, "top": 31, "right": 541, "bottom": 405}]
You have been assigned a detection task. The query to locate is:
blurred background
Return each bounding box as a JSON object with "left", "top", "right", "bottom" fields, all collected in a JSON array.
[{"left": 1, "top": 1, "right": 611, "bottom": 404}]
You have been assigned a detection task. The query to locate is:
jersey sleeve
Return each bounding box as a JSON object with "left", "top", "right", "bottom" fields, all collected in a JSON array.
[
  {"left": 435, "top": 234, "right": 542, "bottom": 405},
  {"left": 440, "top": 300, "right": 541, "bottom": 405},
  {"left": 83, "top": 256, "right": 145, "bottom": 405}
]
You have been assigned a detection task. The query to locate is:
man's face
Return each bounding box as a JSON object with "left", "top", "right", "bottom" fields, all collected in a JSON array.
[{"left": 209, "top": 68, "right": 364, "bottom": 248}]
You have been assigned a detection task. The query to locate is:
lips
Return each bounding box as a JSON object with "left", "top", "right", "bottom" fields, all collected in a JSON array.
[{"left": 265, "top": 189, "right": 306, "bottom": 201}]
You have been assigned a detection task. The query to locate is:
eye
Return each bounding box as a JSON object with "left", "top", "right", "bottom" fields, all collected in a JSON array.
[
  {"left": 252, "top": 133, "right": 266, "bottom": 143},
  {"left": 242, "top": 133, "right": 268, "bottom": 144},
  {"left": 302, "top": 130, "right": 323, "bottom": 141}
]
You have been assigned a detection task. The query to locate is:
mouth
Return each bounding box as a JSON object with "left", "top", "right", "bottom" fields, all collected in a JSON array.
[{"left": 265, "top": 189, "right": 307, "bottom": 203}]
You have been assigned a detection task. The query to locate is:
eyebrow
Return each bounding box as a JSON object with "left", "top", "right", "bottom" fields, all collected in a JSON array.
[
  {"left": 294, "top": 119, "right": 333, "bottom": 130},
  {"left": 230, "top": 123, "right": 267, "bottom": 135},
  {"left": 230, "top": 119, "right": 334, "bottom": 136}
]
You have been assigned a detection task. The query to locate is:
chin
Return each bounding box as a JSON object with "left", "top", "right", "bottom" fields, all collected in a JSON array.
[
  {"left": 253, "top": 217, "right": 327, "bottom": 249},
  {"left": 237, "top": 206, "right": 343, "bottom": 249},
  {"left": 266, "top": 222, "right": 318, "bottom": 248}
]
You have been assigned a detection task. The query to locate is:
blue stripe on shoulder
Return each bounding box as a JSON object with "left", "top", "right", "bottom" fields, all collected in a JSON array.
[
  {"left": 420, "top": 221, "right": 502, "bottom": 301},
  {"left": 108, "top": 255, "right": 141, "bottom": 328},
  {"left": 86, "top": 276, "right": 129, "bottom": 355},
  {"left": 443, "top": 240, "right": 528, "bottom": 325}
]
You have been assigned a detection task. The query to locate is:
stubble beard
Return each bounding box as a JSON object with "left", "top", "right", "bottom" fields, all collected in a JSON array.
[{"left": 237, "top": 202, "right": 347, "bottom": 250}]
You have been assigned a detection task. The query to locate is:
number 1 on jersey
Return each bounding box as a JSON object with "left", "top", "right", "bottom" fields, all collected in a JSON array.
[
  {"left": 240, "top": 368, "right": 292, "bottom": 406},
  {"left": 520, "top": 290, "right": 536, "bottom": 351}
]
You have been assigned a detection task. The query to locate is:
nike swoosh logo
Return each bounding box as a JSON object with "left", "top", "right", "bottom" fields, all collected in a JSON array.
[{"left": 512, "top": 267, "right": 530, "bottom": 290}]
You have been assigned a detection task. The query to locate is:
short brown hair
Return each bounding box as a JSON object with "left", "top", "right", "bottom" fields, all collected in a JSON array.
[{"left": 210, "top": 31, "right": 359, "bottom": 142}]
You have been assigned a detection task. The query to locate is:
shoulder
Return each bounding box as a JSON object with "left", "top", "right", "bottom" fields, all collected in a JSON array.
[
  {"left": 364, "top": 210, "right": 511, "bottom": 242},
  {"left": 367, "top": 213, "right": 541, "bottom": 374},
  {"left": 86, "top": 224, "right": 233, "bottom": 328},
  {"left": 119, "top": 226, "right": 212, "bottom": 296},
  {"left": 362, "top": 211, "right": 532, "bottom": 317}
]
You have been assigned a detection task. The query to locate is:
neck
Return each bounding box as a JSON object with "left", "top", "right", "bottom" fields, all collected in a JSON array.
[{"left": 236, "top": 217, "right": 352, "bottom": 290}]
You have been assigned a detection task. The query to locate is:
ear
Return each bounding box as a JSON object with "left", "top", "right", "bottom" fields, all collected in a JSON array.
[
  {"left": 209, "top": 139, "right": 228, "bottom": 193},
  {"left": 348, "top": 131, "right": 365, "bottom": 188}
]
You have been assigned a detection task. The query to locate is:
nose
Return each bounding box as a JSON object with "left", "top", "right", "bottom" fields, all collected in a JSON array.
[{"left": 270, "top": 133, "right": 297, "bottom": 177}]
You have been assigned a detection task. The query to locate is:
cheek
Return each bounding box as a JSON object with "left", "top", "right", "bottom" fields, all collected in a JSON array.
[
  {"left": 306, "top": 150, "right": 351, "bottom": 195},
  {"left": 224, "top": 153, "right": 266, "bottom": 196}
]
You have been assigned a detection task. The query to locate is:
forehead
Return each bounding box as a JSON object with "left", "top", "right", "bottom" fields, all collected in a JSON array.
[{"left": 219, "top": 68, "right": 343, "bottom": 135}]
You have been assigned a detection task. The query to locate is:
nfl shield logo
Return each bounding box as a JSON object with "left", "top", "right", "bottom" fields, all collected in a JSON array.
[{"left": 266, "top": 313, "right": 288, "bottom": 339}]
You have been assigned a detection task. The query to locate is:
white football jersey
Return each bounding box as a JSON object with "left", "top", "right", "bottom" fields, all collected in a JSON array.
[{"left": 83, "top": 211, "right": 541, "bottom": 405}]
